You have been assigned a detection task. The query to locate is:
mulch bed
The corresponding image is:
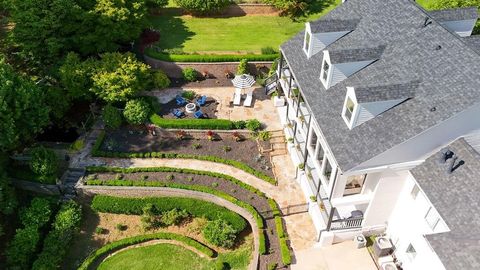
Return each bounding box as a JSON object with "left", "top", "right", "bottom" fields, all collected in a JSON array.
[
  {"left": 158, "top": 97, "right": 219, "bottom": 119},
  {"left": 101, "top": 129, "right": 275, "bottom": 178},
  {"left": 85, "top": 170, "right": 284, "bottom": 269}
]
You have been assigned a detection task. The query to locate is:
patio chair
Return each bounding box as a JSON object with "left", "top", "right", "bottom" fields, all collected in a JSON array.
[
  {"left": 196, "top": 95, "right": 207, "bottom": 107},
  {"left": 194, "top": 110, "right": 204, "bottom": 119},
  {"left": 233, "top": 88, "right": 242, "bottom": 106},
  {"left": 175, "top": 95, "right": 187, "bottom": 106},
  {"left": 172, "top": 109, "right": 184, "bottom": 118},
  {"left": 243, "top": 90, "right": 253, "bottom": 107}
]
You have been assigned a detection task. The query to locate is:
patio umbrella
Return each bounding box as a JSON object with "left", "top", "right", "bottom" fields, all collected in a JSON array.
[{"left": 231, "top": 74, "right": 255, "bottom": 89}]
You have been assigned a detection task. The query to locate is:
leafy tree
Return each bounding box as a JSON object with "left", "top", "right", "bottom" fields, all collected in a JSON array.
[
  {"left": 174, "top": 0, "right": 230, "bottom": 14},
  {"left": 102, "top": 104, "right": 123, "bottom": 129},
  {"left": 0, "top": 172, "right": 18, "bottom": 215},
  {"left": 6, "top": 226, "right": 40, "bottom": 269},
  {"left": 236, "top": 59, "right": 248, "bottom": 75},
  {"left": 123, "top": 99, "right": 151, "bottom": 124},
  {"left": 202, "top": 219, "right": 237, "bottom": 248},
  {"left": 58, "top": 52, "right": 96, "bottom": 100},
  {"left": 29, "top": 147, "right": 58, "bottom": 179},
  {"left": 90, "top": 52, "right": 152, "bottom": 102},
  {"left": 0, "top": 56, "right": 50, "bottom": 151},
  {"left": 146, "top": 0, "right": 169, "bottom": 8}
]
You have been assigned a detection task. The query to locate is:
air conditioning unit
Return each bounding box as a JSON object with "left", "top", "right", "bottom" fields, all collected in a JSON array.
[
  {"left": 373, "top": 237, "right": 393, "bottom": 257},
  {"left": 381, "top": 262, "right": 397, "bottom": 270},
  {"left": 354, "top": 234, "right": 367, "bottom": 248}
]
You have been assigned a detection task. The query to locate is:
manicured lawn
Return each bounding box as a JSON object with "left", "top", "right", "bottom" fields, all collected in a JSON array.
[
  {"left": 416, "top": 0, "right": 437, "bottom": 9},
  {"left": 98, "top": 243, "right": 213, "bottom": 270},
  {"left": 148, "top": 0, "right": 341, "bottom": 53}
]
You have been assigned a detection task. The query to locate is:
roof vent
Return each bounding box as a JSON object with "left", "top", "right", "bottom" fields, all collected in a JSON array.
[
  {"left": 437, "top": 148, "right": 453, "bottom": 164},
  {"left": 430, "top": 106, "right": 436, "bottom": 112},
  {"left": 423, "top": 17, "right": 433, "bottom": 28},
  {"left": 435, "top": 45, "right": 442, "bottom": 50},
  {"left": 447, "top": 154, "right": 457, "bottom": 174}
]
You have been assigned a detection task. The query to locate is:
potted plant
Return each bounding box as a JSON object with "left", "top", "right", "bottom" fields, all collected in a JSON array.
[
  {"left": 176, "top": 130, "right": 187, "bottom": 140},
  {"left": 224, "top": 69, "right": 233, "bottom": 79},
  {"left": 202, "top": 70, "right": 209, "bottom": 79},
  {"left": 286, "top": 137, "right": 294, "bottom": 143},
  {"left": 309, "top": 196, "right": 317, "bottom": 202},
  {"left": 232, "top": 132, "right": 242, "bottom": 142},
  {"left": 298, "top": 163, "right": 305, "bottom": 170},
  {"left": 206, "top": 130, "right": 216, "bottom": 141},
  {"left": 319, "top": 202, "right": 326, "bottom": 211}
]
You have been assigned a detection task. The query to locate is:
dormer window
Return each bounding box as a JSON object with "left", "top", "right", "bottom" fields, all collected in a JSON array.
[
  {"left": 320, "top": 54, "right": 331, "bottom": 88},
  {"left": 344, "top": 97, "right": 355, "bottom": 122},
  {"left": 322, "top": 61, "right": 329, "bottom": 81}
]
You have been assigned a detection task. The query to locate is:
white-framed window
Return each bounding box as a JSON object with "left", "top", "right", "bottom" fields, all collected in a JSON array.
[
  {"left": 425, "top": 206, "right": 441, "bottom": 231},
  {"left": 323, "top": 157, "right": 333, "bottom": 183},
  {"left": 405, "top": 244, "right": 417, "bottom": 262},
  {"left": 411, "top": 184, "right": 420, "bottom": 199},
  {"left": 322, "top": 60, "right": 330, "bottom": 82},
  {"left": 304, "top": 31, "right": 311, "bottom": 54},
  {"left": 344, "top": 96, "right": 355, "bottom": 122}
]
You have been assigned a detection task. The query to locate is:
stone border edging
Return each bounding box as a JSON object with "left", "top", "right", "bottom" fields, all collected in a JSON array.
[
  {"left": 77, "top": 185, "right": 259, "bottom": 270},
  {"left": 11, "top": 178, "right": 61, "bottom": 195}
]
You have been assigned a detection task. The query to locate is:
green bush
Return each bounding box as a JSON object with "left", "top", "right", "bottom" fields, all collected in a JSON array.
[
  {"left": 146, "top": 0, "right": 169, "bottom": 8},
  {"left": 150, "top": 114, "right": 235, "bottom": 130},
  {"left": 236, "top": 59, "right": 248, "bottom": 75},
  {"left": 259, "top": 230, "right": 266, "bottom": 255},
  {"left": 233, "top": 120, "right": 246, "bottom": 129},
  {"left": 123, "top": 99, "right": 151, "bottom": 125},
  {"left": 268, "top": 58, "right": 279, "bottom": 77},
  {"left": 174, "top": 0, "right": 230, "bottom": 14},
  {"left": 275, "top": 216, "right": 284, "bottom": 238},
  {"left": 246, "top": 119, "right": 262, "bottom": 131},
  {"left": 161, "top": 208, "right": 189, "bottom": 226},
  {"left": 151, "top": 70, "right": 170, "bottom": 89},
  {"left": 261, "top": 47, "right": 277, "bottom": 55},
  {"left": 181, "top": 90, "right": 196, "bottom": 100},
  {"left": 20, "top": 197, "right": 53, "bottom": 228},
  {"left": 95, "top": 227, "right": 107, "bottom": 234},
  {"left": 91, "top": 195, "right": 247, "bottom": 232},
  {"left": 280, "top": 237, "right": 292, "bottom": 265},
  {"left": 182, "top": 67, "right": 198, "bottom": 82},
  {"left": 258, "top": 131, "right": 271, "bottom": 141},
  {"left": 145, "top": 48, "right": 279, "bottom": 62},
  {"left": 6, "top": 226, "right": 40, "bottom": 269},
  {"left": 92, "top": 131, "right": 106, "bottom": 156},
  {"left": 268, "top": 263, "right": 278, "bottom": 270},
  {"left": 203, "top": 219, "right": 237, "bottom": 248},
  {"left": 29, "top": 146, "right": 58, "bottom": 180},
  {"left": 141, "top": 96, "right": 162, "bottom": 113},
  {"left": 78, "top": 233, "right": 215, "bottom": 270},
  {"left": 32, "top": 201, "right": 82, "bottom": 270},
  {"left": 102, "top": 104, "right": 123, "bottom": 129}
]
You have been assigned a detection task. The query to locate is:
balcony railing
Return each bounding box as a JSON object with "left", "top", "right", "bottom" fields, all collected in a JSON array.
[{"left": 329, "top": 217, "right": 363, "bottom": 230}]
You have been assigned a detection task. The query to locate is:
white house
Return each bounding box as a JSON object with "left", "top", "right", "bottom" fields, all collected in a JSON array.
[{"left": 265, "top": 0, "right": 480, "bottom": 269}]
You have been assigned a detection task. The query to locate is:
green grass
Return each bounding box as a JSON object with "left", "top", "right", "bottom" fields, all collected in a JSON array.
[
  {"left": 148, "top": 0, "right": 341, "bottom": 53},
  {"left": 98, "top": 243, "right": 213, "bottom": 270},
  {"left": 415, "top": 0, "right": 436, "bottom": 9}
]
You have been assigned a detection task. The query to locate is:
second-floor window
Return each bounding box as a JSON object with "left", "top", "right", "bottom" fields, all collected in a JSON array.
[
  {"left": 425, "top": 206, "right": 441, "bottom": 231},
  {"left": 305, "top": 32, "right": 311, "bottom": 53},
  {"left": 344, "top": 97, "right": 355, "bottom": 122},
  {"left": 406, "top": 244, "right": 417, "bottom": 262},
  {"left": 323, "top": 158, "right": 332, "bottom": 181}
]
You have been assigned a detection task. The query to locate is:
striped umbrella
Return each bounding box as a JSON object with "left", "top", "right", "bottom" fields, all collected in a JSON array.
[{"left": 231, "top": 74, "right": 255, "bottom": 89}]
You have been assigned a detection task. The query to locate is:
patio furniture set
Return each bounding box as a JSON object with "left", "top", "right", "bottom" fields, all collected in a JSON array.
[
  {"left": 172, "top": 95, "right": 208, "bottom": 119},
  {"left": 231, "top": 74, "right": 255, "bottom": 107}
]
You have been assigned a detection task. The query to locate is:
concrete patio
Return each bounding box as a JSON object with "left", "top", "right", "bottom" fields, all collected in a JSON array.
[{"left": 144, "top": 86, "right": 283, "bottom": 131}]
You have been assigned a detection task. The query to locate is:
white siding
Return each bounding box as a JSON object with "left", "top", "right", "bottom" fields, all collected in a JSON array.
[
  {"left": 329, "top": 60, "right": 374, "bottom": 88},
  {"left": 355, "top": 99, "right": 405, "bottom": 127},
  {"left": 464, "top": 128, "right": 480, "bottom": 152},
  {"left": 310, "top": 31, "right": 349, "bottom": 57},
  {"left": 440, "top": 19, "right": 476, "bottom": 37}
]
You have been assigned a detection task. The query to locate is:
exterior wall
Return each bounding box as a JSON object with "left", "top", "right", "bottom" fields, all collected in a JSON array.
[
  {"left": 440, "top": 19, "right": 476, "bottom": 37},
  {"left": 310, "top": 31, "right": 350, "bottom": 57},
  {"left": 464, "top": 128, "right": 480, "bottom": 152},
  {"left": 386, "top": 173, "right": 447, "bottom": 270},
  {"left": 355, "top": 98, "right": 405, "bottom": 127},
  {"left": 350, "top": 104, "right": 480, "bottom": 172}
]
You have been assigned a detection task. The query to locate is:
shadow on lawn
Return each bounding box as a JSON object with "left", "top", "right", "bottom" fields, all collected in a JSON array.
[{"left": 148, "top": 14, "right": 195, "bottom": 51}]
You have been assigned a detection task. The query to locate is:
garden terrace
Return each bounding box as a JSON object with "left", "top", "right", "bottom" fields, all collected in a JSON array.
[
  {"left": 157, "top": 96, "right": 219, "bottom": 119},
  {"left": 96, "top": 129, "right": 276, "bottom": 183},
  {"left": 83, "top": 166, "right": 292, "bottom": 268}
]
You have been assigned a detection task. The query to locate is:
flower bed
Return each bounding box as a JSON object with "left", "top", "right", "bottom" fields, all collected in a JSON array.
[
  {"left": 150, "top": 114, "right": 235, "bottom": 130},
  {"left": 78, "top": 232, "right": 215, "bottom": 270},
  {"left": 84, "top": 166, "right": 292, "bottom": 267},
  {"left": 94, "top": 129, "right": 276, "bottom": 184}
]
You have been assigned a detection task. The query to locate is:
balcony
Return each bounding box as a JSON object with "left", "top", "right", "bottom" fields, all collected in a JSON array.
[{"left": 329, "top": 216, "right": 363, "bottom": 230}]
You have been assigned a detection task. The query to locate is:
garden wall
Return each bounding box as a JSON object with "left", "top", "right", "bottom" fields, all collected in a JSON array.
[
  {"left": 11, "top": 179, "right": 61, "bottom": 195},
  {"left": 77, "top": 185, "right": 260, "bottom": 270},
  {"left": 145, "top": 55, "right": 272, "bottom": 78}
]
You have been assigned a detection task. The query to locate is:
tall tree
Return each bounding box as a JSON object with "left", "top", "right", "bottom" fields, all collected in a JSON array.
[{"left": 0, "top": 56, "right": 50, "bottom": 151}]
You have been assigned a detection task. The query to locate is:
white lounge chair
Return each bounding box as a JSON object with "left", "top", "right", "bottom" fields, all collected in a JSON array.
[
  {"left": 243, "top": 90, "right": 253, "bottom": 107},
  {"left": 233, "top": 88, "right": 242, "bottom": 106}
]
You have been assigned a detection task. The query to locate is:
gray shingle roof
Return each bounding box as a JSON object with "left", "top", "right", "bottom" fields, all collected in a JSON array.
[
  {"left": 354, "top": 81, "right": 418, "bottom": 103},
  {"left": 463, "top": 35, "right": 480, "bottom": 54},
  {"left": 329, "top": 45, "right": 385, "bottom": 64},
  {"left": 428, "top": 7, "right": 478, "bottom": 22},
  {"left": 280, "top": 0, "right": 480, "bottom": 171},
  {"left": 411, "top": 138, "right": 480, "bottom": 270},
  {"left": 309, "top": 19, "right": 359, "bottom": 33}
]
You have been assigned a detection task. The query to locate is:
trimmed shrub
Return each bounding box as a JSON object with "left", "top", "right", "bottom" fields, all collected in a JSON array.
[
  {"left": 280, "top": 237, "right": 292, "bottom": 265},
  {"left": 182, "top": 67, "right": 198, "bottom": 82},
  {"left": 275, "top": 216, "right": 284, "bottom": 238},
  {"left": 151, "top": 70, "right": 170, "bottom": 89},
  {"left": 150, "top": 114, "right": 235, "bottom": 130},
  {"left": 261, "top": 46, "right": 277, "bottom": 55},
  {"left": 91, "top": 195, "right": 247, "bottom": 232},
  {"left": 32, "top": 201, "right": 82, "bottom": 270},
  {"left": 78, "top": 233, "right": 215, "bottom": 270},
  {"left": 20, "top": 197, "right": 53, "bottom": 228},
  {"left": 102, "top": 104, "right": 123, "bottom": 129},
  {"left": 6, "top": 226, "right": 40, "bottom": 269},
  {"left": 160, "top": 208, "right": 189, "bottom": 226},
  {"left": 259, "top": 230, "right": 266, "bottom": 255},
  {"left": 123, "top": 99, "right": 151, "bottom": 125},
  {"left": 233, "top": 120, "right": 246, "bottom": 129},
  {"left": 146, "top": 0, "right": 169, "bottom": 8},
  {"left": 29, "top": 146, "right": 57, "bottom": 181},
  {"left": 203, "top": 219, "right": 237, "bottom": 248},
  {"left": 174, "top": 0, "right": 230, "bottom": 15},
  {"left": 181, "top": 90, "right": 196, "bottom": 100},
  {"left": 145, "top": 48, "right": 279, "bottom": 62},
  {"left": 246, "top": 119, "right": 262, "bottom": 131},
  {"left": 236, "top": 59, "right": 248, "bottom": 75}
]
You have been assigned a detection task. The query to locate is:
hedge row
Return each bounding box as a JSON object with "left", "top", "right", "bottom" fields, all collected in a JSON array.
[
  {"left": 268, "top": 199, "right": 291, "bottom": 265},
  {"left": 78, "top": 232, "right": 215, "bottom": 270},
  {"left": 259, "top": 230, "right": 266, "bottom": 255},
  {"left": 150, "top": 114, "right": 237, "bottom": 130},
  {"left": 87, "top": 166, "right": 266, "bottom": 197},
  {"left": 32, "top": 201, "right": 82, "bottom": 270},
  {"left": 145, "top": 49, "right": 279, "bottom": 62},
  {"left": 90, "top": 150, "right": 277, "bottom": 185},
  {"left": 91, "top": 195, "right": 247, "bottom": 232}
]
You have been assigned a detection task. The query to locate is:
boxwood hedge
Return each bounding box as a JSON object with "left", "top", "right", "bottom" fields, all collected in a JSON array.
[{"left": 145, "top": 49, "right": 278, "bottom": 62}]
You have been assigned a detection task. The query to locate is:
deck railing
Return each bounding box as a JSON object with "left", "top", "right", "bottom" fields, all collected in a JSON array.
[{"left": 329, "top": 217, "right": 363, "bottom": 230}]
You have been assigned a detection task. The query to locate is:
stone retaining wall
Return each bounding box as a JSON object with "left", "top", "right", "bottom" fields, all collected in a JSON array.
[
  {"left": 12, "top": 179, "right": 61, "bottom": 195},
  {"left": 78, "top": 184, "right": 260, "bottom": 270}
]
